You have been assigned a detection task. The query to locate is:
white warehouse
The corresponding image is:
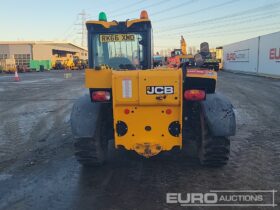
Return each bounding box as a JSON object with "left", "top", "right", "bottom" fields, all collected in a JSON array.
[{"left": 223, "top": 31, "right": 280, "bottom": 77}]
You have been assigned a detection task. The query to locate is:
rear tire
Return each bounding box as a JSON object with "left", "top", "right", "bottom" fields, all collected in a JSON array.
[
  {"left": 74, "top": 115, "right": 109, "bottom": 167},
  {"left": 214, "top": 65, "right": 219, "bottom": 72},
  {"left": 198, "top": 112, "right": 230, "bottom": 166}
]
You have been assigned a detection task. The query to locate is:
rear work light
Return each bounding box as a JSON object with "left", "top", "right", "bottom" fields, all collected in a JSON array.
[
  {"left": 184, "top": 90, "right": 206, "bottom": 101},
  {"left": 92, "top": 91, "right": 111, "bottom": 102}
]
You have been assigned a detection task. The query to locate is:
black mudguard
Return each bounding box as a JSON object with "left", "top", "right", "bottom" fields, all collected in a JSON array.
[
  {"left": 71, "top": 95, "right": 102, "bottom": 138},
  {"left": 200, "top": 93, "right": 236, "bottom": 137}
]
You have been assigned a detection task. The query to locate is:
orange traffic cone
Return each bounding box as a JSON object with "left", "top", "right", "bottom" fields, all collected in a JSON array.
[{"left": 14, "top": 71, "right": 20, "bottom": 82}]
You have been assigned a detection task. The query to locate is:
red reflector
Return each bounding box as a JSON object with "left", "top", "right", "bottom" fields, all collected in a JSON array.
[
  {"left": 166, "top": 109, "right": 172, "bottom": 115},
  {"left": 184, "top": 90, "right": 206, "bottom": 101},
  {"left": 92, "top": 91, "right": 111, "bottom": 101},
  {"left": 124, "top": 109, "right": 130, "bottom": 114}
]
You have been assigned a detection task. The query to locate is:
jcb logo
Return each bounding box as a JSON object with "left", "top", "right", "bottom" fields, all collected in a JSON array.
[{"left": 146, "top": 86, "right": 174, "bottom": 95}]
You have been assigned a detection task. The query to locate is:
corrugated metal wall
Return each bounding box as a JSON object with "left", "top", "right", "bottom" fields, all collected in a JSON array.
[
  {"left": 258, "top": 32, "right": 280, "bottom": 76},
  {"left": 223, "top": 31, "right": 280, "bottom": 76},
  {"left": 223, "top": 38, "right": 259, "bottom": 73}
]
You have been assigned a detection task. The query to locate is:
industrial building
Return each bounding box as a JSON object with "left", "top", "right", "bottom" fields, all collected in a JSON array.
[{"left": 0, "top": 41, "right": 88, "bottom": 68}]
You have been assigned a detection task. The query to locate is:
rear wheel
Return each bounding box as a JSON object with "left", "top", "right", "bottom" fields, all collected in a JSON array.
[
  {"left": 214, "top": 65, "right": 219, "bottom": 72},
  {"left": 74, "top": 115, "right": 109, "bottom": 167},
  {"left": 198, "top": 111, "right": 230, "bottom": 166}
]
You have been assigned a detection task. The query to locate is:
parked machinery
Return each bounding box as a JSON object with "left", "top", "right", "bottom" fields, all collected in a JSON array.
[
  {"left": 215, "top": 46, "right": 224, "bottom": 70},
  {"left": 52, "top": 54, "right": 75, "bottom": 70},
  {"left": 73, "top": 56, "right": 88, "bottom": 70},
  {"left": 52, "top": 54, "right": 87, "bottom": 70},
  {"left": 167, "top": 36, "right": 195, "bottom": 68},
  {"left": 0, "top": 58, "right": 16, "bottom": 73},
  {"left": 194, "top": 42, "right": 220, "bottom": 71},
  {"left": 153, "top": 54, "right": 164, "bottom": 67}
]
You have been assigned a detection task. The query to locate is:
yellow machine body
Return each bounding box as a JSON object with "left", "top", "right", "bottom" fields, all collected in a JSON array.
[
  {"left": 51, "top": 54, "right": 75, "bottom": 70},
  {"left": 112, "top": 69, "right": 183, "bottom": 157},
  {"left": 86, "top": 68, "right": 217, "bottom": 157},
  {"left": 86, "top": 68, "right": 183, "bottom": 157}
]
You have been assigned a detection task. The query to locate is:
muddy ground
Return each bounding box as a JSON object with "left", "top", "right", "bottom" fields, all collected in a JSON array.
[{"left": 0, "top": 70, "right": 279, "bottom": 210}]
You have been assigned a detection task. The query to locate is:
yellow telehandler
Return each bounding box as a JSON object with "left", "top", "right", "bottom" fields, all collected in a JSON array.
[{"left": 71, "top": 11, "right": 236, "bottom": 167}]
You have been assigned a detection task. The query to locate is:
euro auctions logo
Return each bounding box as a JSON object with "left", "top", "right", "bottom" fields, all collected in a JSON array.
[
  {"left": 269, "top": 48, "right": 280, "bottom": 61},
  {"left": 166, "top": 190, "right": 277, "bottom": 207},
  {"left": 227, "top": 53, "right": 236, "bottom": 61},
  {"left": 167, "top": 192, "right": 218, "bottom": 205}
]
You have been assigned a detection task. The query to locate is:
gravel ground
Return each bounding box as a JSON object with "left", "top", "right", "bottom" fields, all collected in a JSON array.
[{"left": 0, "top": 70, "right": 279, "bottom": 210}]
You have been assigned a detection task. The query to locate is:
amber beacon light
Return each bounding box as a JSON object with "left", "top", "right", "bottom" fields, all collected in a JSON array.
[{"left": 140, "top": 10, "right": 149, "bottom": 19}]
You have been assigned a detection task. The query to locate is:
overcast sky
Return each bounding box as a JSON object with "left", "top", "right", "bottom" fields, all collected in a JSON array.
[{"left": 0, "top": 0, "right": 280, "bottom": 51}]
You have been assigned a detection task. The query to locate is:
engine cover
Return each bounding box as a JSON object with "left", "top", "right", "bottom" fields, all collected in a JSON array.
[{"left": 112, "top": 69, "right": 183, "bottom": 157}]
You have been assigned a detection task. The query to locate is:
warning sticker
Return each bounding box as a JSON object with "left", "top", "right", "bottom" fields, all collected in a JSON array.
[{"left": 122, "top": 79, "right": 132, "bottom": 98}]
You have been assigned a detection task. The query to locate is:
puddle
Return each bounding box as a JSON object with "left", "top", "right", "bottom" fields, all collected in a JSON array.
[{"left": 0, "top": 174, "right": 12, "bottom": 181}]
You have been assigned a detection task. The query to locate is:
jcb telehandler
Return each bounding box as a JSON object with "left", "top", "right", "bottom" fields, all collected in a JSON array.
[{"left": 71, "top": 11, "right": 236, "bottom": 167}]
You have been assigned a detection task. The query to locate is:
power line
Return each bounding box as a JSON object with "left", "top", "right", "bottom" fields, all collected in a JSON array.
[
  {"left": 156, "top": 1, "right": 280, "bottom": 32},
  {"left": 59, "top": 16, "right": 79, "bottom": 41},
  {"left": 113, "top": 0, "right": 172, "bottom": 18},
  {"left": 153, "top": 22, "right": 280, "bottom": 44},
  {"left": 153, "top": 0, "right": 240, "bottom": 23},
  {"left": 59, "top": 11, "right": 90, "bottom": 47},
  {"left": 188, "top": 26, "right": 280, "bottom": 39},
  {"left": 63, "top": 26, "right": 78, "bottom": 41},
  {"left": 156, "top": 9, "right": 280, "bottom": 38},
  {"left": 154, "top": 25, "right": 280, "bottom": 50},
  {"left": 152, "top": 0, "right": 199, "bottom": 16},
  {"left": 63, "top": 26, "right": 76, "bottom": 41},
  {"left": 109, "top": 0, "right": 149, "bottom": 15}
]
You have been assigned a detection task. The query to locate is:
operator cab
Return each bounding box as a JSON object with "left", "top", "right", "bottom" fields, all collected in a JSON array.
[
  {"left": 86, "top": 11, "right": 153, "bottom": 70},
  {"left": 171, "top": 49, "right": 182, "bottom": 57}
]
